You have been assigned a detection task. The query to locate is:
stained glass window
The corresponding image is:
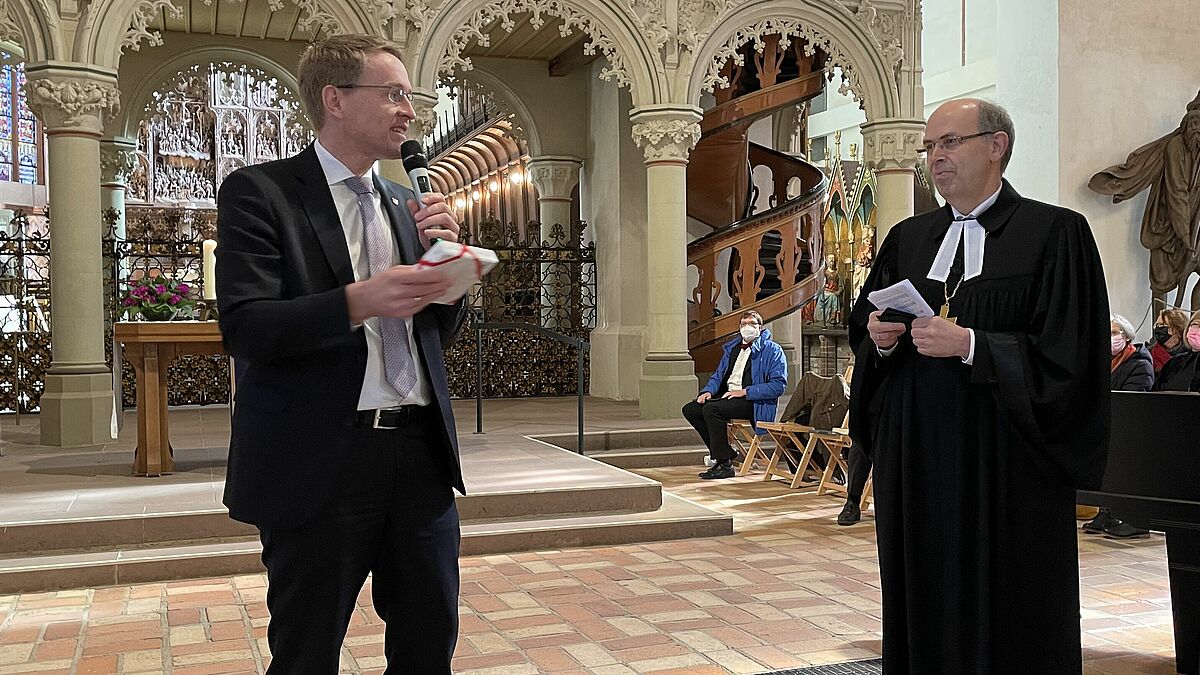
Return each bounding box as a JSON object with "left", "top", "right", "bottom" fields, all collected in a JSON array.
[{"left": 0, "top": 51, "right": 42, "bottom": 185}]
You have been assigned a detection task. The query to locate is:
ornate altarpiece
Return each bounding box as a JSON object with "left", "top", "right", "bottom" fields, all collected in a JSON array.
[{"left": 129, "top": 62, "right": 311, "bottom": 205}]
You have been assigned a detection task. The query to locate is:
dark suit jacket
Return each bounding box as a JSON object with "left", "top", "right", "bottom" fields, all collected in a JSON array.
[{"left": 216, "top": 144, "right": 467, "bottom": 530}]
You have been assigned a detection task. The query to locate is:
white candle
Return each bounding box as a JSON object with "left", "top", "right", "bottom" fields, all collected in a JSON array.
[{"left": 202, "top": 239, "right": 217, "bottom": 301}]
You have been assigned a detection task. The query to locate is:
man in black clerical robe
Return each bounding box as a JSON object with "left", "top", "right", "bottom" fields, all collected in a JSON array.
[{"left": 848, "top": 98, "right": 1110, "bottom": 674}]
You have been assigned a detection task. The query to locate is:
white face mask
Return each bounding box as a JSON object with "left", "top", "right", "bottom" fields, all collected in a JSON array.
[{"left": 740, "top": 325, "right": 761, "bottom": 342}]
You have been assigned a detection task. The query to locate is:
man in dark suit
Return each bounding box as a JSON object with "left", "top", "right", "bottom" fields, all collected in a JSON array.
[{"left": 216, "top": 35, "right": 467, "bottom": 673}]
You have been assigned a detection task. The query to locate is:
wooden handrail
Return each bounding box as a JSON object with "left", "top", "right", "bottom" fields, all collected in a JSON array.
[{"left": 687, "top": 162, "right": 827, "bottom": 369}]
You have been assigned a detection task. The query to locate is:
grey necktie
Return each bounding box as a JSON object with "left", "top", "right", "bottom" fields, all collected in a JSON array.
[{"left": 342, "top": 176, "right": 417, "bottom": 398}]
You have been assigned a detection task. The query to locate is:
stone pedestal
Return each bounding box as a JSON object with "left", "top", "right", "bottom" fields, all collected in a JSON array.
[
  {"left": 630, "top": 105, "right": 703, "bottom": 419},
  {"left": 26, "top": 64, "right": 121, "bottom": 446},
  {"left": 861, "top": 119, "right": 924, "bottom": 243}
]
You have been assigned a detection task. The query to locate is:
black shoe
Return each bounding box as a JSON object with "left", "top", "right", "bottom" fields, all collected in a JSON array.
[
  {"left": 837, "top": 501, "right": 861, "bottom": 526},
  {"left": 1082, "top": 509, "right": 1112, "bottom": 534},
  {"left": 1104, "top": 520, "right": 1150, "bottom": 539},
  {"left": 699, "top": 461, "right": 735, "bottom": 480}
]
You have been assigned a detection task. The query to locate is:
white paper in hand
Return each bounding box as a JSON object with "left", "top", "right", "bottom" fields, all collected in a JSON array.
[
  {"left": 867, "top": 279, "right": 934, "bottom": 318},
  {"left": 417, "top": 239, "right": 498, "bottom": 304}
]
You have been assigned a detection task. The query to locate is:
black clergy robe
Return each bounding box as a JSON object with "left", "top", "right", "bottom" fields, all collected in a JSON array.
[{"left": 848, "top": 180, "right": 1110, "bottom": 674}]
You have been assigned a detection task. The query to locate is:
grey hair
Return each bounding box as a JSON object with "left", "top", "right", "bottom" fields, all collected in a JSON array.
[
  {"left": 978, "top": 100, "right": 1015, "bottom": 172},
  {"left": 1111, "top": 314, "right": 1136, "bottom": 342}
]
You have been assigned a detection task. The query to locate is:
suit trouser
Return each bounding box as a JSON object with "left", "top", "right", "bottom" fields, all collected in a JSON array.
[
  {"left": 258, "top": 411, "right": 460, "bottom": 674},
  {"left": 845, "top": 442, "right": 872, "bottom": 504},
  {"left": 682, "top": 398, "right": 754, "bottom": 462}
]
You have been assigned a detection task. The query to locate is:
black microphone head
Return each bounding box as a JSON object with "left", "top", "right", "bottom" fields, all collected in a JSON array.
[{"left": 401, "top": 140, "right": 428, "bottom": 171}]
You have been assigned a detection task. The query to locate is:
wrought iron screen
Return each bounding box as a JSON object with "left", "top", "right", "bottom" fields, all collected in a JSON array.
[{"left": 0, "top": 209, "right": 595, "bottom": 412}]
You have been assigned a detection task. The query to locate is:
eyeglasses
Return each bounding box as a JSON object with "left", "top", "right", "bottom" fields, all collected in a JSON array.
[
  {"left": 335, "top": 84, "right": 414, "bottom": 105},
  {"left": 916, "top": 130, "right": 998, "bottom": 155}
]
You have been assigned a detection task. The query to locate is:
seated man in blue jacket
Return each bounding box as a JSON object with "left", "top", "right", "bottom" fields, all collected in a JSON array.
[{"left": 683, "top": 310, "right": 787, "bottom": 479}]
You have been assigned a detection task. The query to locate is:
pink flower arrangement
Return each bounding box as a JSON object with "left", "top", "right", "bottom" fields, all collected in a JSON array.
[{"left": 120, "top": 275, "right": 196, "bottom": 320}]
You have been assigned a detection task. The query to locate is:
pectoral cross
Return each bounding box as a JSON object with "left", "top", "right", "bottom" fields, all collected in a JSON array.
[{"left": 939, "top": 303, "right": 958, "bottom": 325}]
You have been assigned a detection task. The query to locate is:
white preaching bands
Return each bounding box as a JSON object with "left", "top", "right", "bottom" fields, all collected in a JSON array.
[{"left": 878, "top": 184, "right": 1002, "bottom": 365}]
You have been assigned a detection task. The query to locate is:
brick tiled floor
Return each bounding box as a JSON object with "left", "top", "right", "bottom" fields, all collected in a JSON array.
[{"left": 0, "top": 466, "right": 1176, "bottom": 674}]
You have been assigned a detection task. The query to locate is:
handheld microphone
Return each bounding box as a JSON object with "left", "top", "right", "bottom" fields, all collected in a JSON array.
[
  {"left": 401, "top": 140, "right": 440, "bottom": 245},
  {"left": 401, "top": 140, "right": 432, "bottom": 204}
]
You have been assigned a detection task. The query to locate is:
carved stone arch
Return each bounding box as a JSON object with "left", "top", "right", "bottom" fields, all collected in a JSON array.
[
  {"left": 454, "top": 66, "right": 542, "bottom": 157},
  {"left": 685, "top": 0, "right": 900, "bottom": 121},
  {"left": 80, "top": 0, "right": 379, "bottom": 69},
  {"left": 113, "top": 45, "right": 301, "bottom": 138},
  {"left": 0, "top": 0, "right": 64, "bottom": 63},
  {"left": 412, "top": 0, "right": 665, "bottom": 109}
]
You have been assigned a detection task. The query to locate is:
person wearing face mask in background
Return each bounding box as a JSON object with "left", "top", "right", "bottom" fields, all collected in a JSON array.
[
  {"left": 1108, "top": 314, "right": 1155, "bottom": 392},
  {"left": 1082, "top": 315, "right": 1153, "bottom": 539},
  {"left": 1155, "top": 310, "right": 1200, "bottom": 392},
  {"left": 1149, "top": 307, "right": 1190, "bottom": 375},
  {"left": 683, "top": 310, "right": 787, "bottom": 480}
]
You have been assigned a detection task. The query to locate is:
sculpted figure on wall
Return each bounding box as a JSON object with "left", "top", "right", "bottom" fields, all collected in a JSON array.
[{"left": 1089, "top": 91, "right": 1200, "bottom": 310}]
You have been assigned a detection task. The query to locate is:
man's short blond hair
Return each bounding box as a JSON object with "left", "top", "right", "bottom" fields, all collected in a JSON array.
[{"left": 298, "top": 35, "right": 404, "bottom": 130}]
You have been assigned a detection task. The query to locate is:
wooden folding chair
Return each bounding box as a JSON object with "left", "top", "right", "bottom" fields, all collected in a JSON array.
[
  {"left": 728, "top": 419, "right": 772, "bottom": 476},
  {"left": 757, "top": 421, "right": 826, "bottom": 489},
  {"left": 813, "top": 414, "right": 854, "bottom": 497}
]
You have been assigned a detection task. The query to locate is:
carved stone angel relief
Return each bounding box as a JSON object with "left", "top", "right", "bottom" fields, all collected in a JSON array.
[{"left": 1089, "top": 91, "right": 1200, "bottom": 310}]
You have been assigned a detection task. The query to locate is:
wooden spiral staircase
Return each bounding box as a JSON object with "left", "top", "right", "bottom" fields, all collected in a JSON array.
[{"left": 687, "top": 35, "right": 831, "bottom": 373}]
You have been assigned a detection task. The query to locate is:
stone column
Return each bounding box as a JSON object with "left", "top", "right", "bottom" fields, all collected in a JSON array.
[
  {"left": 100, "top": 137, "right": 137, "bottom": 240},
  {"left": 527, "top": 156, "right": 582, "bottom": 330},
  {"left": 861, "top": 119, "right": 924, "bottom": 243},
  {"left": 769, "top": 313, "right": 801, "bottom": 392},
  {"left": 25, "top": 64, "right": 121, "bottom": 446},
  {"left": 100, "top": 137, "right": 138, "bottom": 435},
  {"left": 630, "top": 104, "right": 702, "bottom": 419},
  {"left": 526, "top": 156, "right": 581, "bottom": 231}
]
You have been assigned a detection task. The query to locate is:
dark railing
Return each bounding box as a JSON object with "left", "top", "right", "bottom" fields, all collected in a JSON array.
[{"left": 472, "top": 316, "right": 589, "bottom": 455}]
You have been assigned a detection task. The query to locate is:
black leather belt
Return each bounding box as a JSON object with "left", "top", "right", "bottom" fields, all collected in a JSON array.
[{"left": 352, "top": 405, "right": 427, "bottom": 430}]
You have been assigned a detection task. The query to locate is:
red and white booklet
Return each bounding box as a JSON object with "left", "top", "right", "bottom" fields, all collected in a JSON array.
[{"left": 416, "top": 239, "right": 498, "bottom": 304}]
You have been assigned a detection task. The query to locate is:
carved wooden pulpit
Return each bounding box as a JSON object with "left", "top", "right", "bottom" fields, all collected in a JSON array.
[{"left": 113, "top": 321, "right": 225, "bottom": 476}]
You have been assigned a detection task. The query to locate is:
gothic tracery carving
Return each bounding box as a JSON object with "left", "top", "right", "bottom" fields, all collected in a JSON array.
[
  {"left": 0, "top": 4, "right": 19, "bottom": 45},
  {"left": 122, "top": 0, "right": 185, "bottom": 52},
  {"left": 292, "top": 0, "right": 345, "bottom": 35},
  {"left": 631, "top": 0, "right": 741, "bottom": 59},
  {"left": 702, "top": 19, "right": 871, "bottom": 113},
  {"left": 438, "top": 0, "right": 631, "bottom": 90}
]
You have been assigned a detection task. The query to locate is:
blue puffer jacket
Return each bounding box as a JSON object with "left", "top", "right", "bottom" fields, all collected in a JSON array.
[{"left": 700, "top": 328, "right": 787, "bottom": 435}]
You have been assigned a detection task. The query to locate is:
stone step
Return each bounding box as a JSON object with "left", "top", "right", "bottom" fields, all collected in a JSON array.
[
  {"left": 588, "top": 446, "right": 710, "bottom": 469},
  {"left": 532, "top": 427, "right": 700, "bottom": 454},
  {"left": 0, "top": 481, "right": 663, "bottom": 558},
  {"left": 0, "top": 494, "right": 731, "bottom": 594}
]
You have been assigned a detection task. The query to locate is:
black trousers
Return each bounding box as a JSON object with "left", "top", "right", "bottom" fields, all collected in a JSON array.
[
  {"left": 845, "top": 441, "right": 872, "bottom": 504},
  {"left": 258, "top": 411, "right": 460, "bottom": 674},
  {"left": 682, "top": 397, "right": 754, "bottom": 461}
]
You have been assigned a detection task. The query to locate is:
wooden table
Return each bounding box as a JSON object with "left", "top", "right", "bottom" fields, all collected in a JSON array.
[{"left": 113, "top": 321, "right": 224, "bottom": 476}]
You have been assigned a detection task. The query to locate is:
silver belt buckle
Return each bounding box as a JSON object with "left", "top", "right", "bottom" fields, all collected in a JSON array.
[{"left": 372, "top": 409, "right": 400, "bottom": 430}]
